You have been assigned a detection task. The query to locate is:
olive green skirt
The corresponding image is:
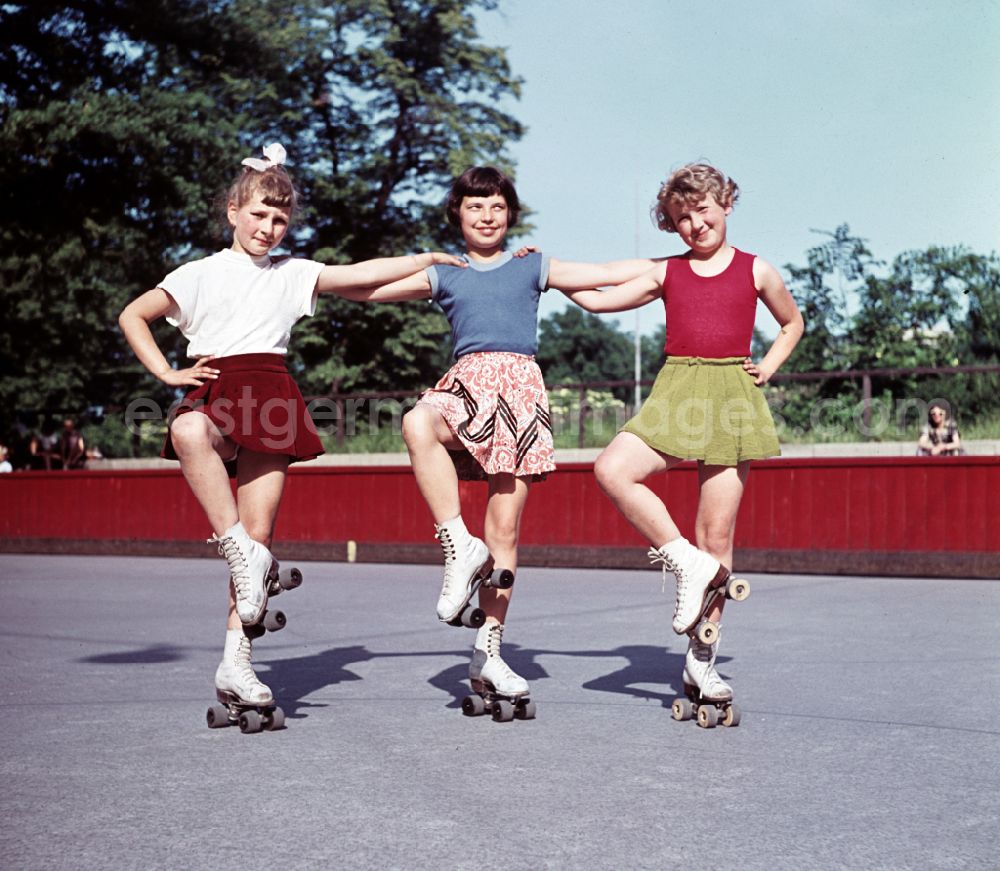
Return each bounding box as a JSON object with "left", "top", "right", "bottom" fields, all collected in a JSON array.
[{"left": 621, "top": 357, "right": 780, "bottom": 465}]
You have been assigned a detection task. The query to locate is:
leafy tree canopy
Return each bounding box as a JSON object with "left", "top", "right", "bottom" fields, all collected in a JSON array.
[{"left": 0, "top": 0, "right": 523, "bottom": 434}]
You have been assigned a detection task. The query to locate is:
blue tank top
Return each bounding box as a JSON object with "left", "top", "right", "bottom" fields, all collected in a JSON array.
[{"left": 426, "top": 252, "right": 551, "bottom": 358}]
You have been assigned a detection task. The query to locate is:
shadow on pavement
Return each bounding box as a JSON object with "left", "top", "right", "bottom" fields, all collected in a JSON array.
[{"left": 78, "top": 640, "right": 732, "bottom": 717}]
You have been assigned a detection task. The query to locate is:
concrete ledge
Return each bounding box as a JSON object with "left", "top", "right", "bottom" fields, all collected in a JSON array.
[{"left": 80, "top": 439, "right": 998, "bottom": 471}]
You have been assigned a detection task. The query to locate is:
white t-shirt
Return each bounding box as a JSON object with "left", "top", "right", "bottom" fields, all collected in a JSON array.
[{"left": 160, "top": 249, "right": 325, "bottom": 358}]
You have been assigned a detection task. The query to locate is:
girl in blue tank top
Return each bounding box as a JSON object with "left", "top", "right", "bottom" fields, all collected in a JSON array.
[{"left": 340, "top": 166, "right": 657, "bottom": 716}]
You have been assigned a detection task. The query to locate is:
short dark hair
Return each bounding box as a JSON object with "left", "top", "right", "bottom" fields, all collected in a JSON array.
[{"left": 445, "top": 166, "right": 520, "bottom": 228}]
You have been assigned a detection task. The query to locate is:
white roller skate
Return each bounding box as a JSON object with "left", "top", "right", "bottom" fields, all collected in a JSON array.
[
  {"left": 462, "top": 621, "right": 535, "bottom": 722},
  {"left": 207, "top": 629, "right": 285, "bottom": 733},
  {"left": 672, "top": 632, "right": 741, "bottom": 729},
  {"left": 434, "top": 516, "right": 493, "bottom": 623},
  {"left": 648, "top": 537, "right": 745, "bottom": 636},
  {"left": 211, "top": 521, "right": 274, "bottom": 626}
]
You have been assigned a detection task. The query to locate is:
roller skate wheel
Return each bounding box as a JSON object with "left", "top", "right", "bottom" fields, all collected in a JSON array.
[
  {"left": 492, "top": 569, "right": 515, "bottom": 590},
  {"left": 728, "top": 577, "right": 751, "bottom": 601},
  {"left": 462, "top": 694, "right": 487, "bottom": 717},
  {"left": 722, "top": 703, "right": 741, "bottom": 728},
  {"left": 697, "top": 620, "right": 719, "bottom": 645},
  {"left": 206, "top": 704, "right": 232, "bottom": 729},
  {"left": 461, "top": 606, "right": 486, "bottom": 629},
  {"left": 491, "top": 699, "right": 515, "bottom": 722},
  {"left": 266, "top": 706, "right": 285, "bottom": 731},
  {"left": 244, "top": 623, "right": 266, "bottom": 641},
  {"left": 696, "top": 706, "right": 718, "bottom": 729},
  {"left": 515, "top": 699, "right": 536, "bottom": 720},
  {"left": 279, "top": 567, "right": 303, "bottom": 590},
  {"left": 262, "top": 609, "right": 286, "bottom": 633},
  {"left": 239, "top": 710, "right": 264, "bottom": 734},
  {"left": 672, "top": 698, "right": 695, "bottom": 721}
]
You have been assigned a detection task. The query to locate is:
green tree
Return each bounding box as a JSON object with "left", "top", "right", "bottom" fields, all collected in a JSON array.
[
  {"left": 783, "top": 224, "right": 878, "bottom": 374},
  {"left": 0, "top": 0, "right": 523, "bottom": 452},
  {"left": 1, "top": 2, "right": 296, "bottom": 430},
  {"left": 778, "top": 231, "right": 1000, "bottom": 439},
  {"left": 289, "top": 0, "right": 525, "bottom": 398},
  {"left": 640, "top": 325, "right": 666, "bottom": 383},
  {"left": 536, "top": 306, "right": 635, "bottom": 394}
]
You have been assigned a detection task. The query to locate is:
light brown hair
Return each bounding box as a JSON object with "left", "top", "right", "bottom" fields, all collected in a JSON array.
[
  {"left": 227, "top": 165, "right": 298, "bottom": 216},
  {"left": 653, "top": 163, "right": 740, "bottom": 233}
]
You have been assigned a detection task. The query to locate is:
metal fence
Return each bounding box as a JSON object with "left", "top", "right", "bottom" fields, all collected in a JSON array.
[{"left": 312, "top": 363, "right": 1000, "bottom": 450}]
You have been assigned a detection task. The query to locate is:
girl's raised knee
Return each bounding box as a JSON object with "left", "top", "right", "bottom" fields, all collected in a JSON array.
[
  {"left": 402, "top": 407, "right": 435, "bottom": 446},
  {"left": 594, "top": 452, "right": 623, "bottom": 494},
  {"left": 169, "top": 413, "right": 211, "bottom": 452}
]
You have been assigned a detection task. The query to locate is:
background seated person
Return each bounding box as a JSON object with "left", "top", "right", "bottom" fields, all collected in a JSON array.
[{"left": 917, "top": 403, "right": 962, "bottom": 456}]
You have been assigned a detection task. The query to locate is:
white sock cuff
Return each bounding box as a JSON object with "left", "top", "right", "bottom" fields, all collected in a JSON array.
[
  {"left": 222, "top": 520, "right": 248, "bottom": 541},
  {"left": 659, "top": 536, "right": 689, "bottom": 556},
  {"left": 437, "top": 515, "right": 468, "bottom": 537}
]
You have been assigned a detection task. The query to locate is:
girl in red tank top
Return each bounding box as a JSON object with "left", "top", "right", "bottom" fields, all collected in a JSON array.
[{"left": 563, "top": 163, "right": 804, "bottom": 724}]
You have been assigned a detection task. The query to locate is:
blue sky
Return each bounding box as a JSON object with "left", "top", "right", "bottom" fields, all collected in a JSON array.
[{"left": 475, "top": 0, "right": 1000, "bottom": 338}]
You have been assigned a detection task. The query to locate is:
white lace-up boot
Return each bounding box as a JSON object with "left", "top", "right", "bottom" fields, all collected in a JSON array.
[
  {"left": 434, "top": 516, "right": 491, "bottom": 622},
  {"left": 648, "top": 537, "right": 729, "bottom": 634},
  {"left": 211, "top": 521, "right": 273, "bottom": 625},
  {"left": 470, "top": 621, "right": 529, "bottom": 697},
  {"left": 214, "top": 629, "right": 273, "bottom": 706},
  {"left": 683, "top": 633, "right": 733, "bottom": 702}
]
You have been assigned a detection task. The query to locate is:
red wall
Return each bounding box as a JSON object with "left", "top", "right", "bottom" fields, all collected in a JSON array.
[{"left": 3, "top": 456, "right": 998, "bottom": 576}]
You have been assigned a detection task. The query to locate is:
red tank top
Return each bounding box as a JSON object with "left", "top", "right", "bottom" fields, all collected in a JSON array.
[{"left": 662, "top": 248, "right": 758, "bottom": 357}]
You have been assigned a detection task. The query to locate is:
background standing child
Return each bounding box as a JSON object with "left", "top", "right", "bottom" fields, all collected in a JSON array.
[
  {"left": 338, "top": 166, "right": 652, "bottom": 715},
  {"left": 118, "top": 143, "right": 464, "bottom": 724},
  {"left": 560, "top": 162, "right": 804, "bottom": 722}
]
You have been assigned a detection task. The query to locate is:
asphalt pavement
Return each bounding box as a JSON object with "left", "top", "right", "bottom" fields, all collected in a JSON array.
[{"left": 1, "top": 554, "right": 997, "bottom": 870}]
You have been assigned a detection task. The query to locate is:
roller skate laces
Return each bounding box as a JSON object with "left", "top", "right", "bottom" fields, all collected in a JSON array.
[
  {"left": 648, "top": 542, "right": 725, "bottom": 634},
  {"left": 648, "top": 546, "right": 676, "bottom": 594},
  {"left": 215, "top": 633, "right": 273, "bottom": 706},
  {"left": 434, "top": 523, "right": 490, "bottom": 622},
  {"left": 471, "top": 623, "right": 528, "bottom": 697},
  {"left": 684, "top": 635, "right": 732, "bottom": 702},
  {"left": 211, "top": 529, "right": 269, "bottom": 625}
]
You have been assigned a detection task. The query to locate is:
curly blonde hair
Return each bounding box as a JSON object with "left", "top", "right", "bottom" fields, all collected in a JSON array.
[{"left": 653, "top": 163, "right": 739, "bottom": 233}]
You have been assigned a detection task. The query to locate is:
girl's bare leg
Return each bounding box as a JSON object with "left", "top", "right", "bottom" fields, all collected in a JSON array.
[
  {"left": 404, "top": 405, "right": 492, "bottom": 620},
  {"left": 479, "top": 473, "right": 531, "bottom": 624},
  {"left": 467, "top": 473, "right": 532, "bottom": 701},
  {"left": 169, "top": 412, "right": 239, "bottom": 535},
  {"left": 402, "top": 405, "right": 462, "bottom": 521},
  {"left": 213, "top": 451, "right": 290, "bottom": 706},
  {"left": 695, "top": 462, "right": 750, "bottom": 623},
  {"left": 222, "top": 451, "right": 290, "bottom": 629},
  {"left": 594, "top": 432, "right": 683, "bottom": 544}
]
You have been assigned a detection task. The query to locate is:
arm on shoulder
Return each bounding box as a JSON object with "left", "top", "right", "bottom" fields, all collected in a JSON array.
[
  {"left": 314, "top": 252, "right": 463, "bottom": 298},
  {"left": 558, "top": 262, "right": 664, "bottom": 313},
  {"left": 327, "top": 269, "right": 433, "bottom": 302},
  {"left": 547, "top": 256, "right": 661, "bottom": 291}
]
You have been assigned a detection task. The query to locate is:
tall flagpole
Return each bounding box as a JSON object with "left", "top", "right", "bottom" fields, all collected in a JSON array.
[{"left": 634, "top": 180, "right": 642, "bottom": 409}]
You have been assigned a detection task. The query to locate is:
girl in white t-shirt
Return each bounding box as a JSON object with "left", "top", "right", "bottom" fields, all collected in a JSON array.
[{"left": 119, "top": 143, "right": 463, "bottom": 723}]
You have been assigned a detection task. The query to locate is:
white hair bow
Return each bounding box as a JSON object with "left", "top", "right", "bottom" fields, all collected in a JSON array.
[{"left": 241, "top": 142, "right": 287, "bottom": 171}]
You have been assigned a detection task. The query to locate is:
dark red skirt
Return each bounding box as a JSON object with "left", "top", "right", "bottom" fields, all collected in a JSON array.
[{"left": 162, "top": 353, "right": 324, "bottom": 469}]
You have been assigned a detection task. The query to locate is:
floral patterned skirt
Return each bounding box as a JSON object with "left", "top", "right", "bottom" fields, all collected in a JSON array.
[{"left": 415, "top": 352, "right": 555, "bottom": 481}]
